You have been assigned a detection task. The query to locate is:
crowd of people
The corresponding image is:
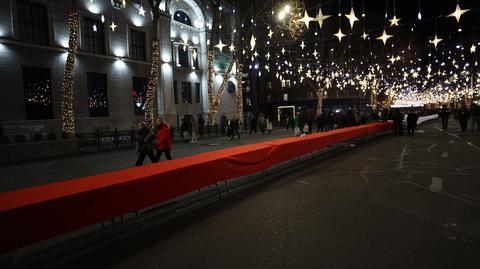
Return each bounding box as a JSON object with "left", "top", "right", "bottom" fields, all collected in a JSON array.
[{"left": 135, "top": 117, "right": 173, "bottom": 166}]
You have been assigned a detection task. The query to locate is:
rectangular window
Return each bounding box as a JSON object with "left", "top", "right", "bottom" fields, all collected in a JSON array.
[
  {"left": 22, "top": 66, "right": 53, "bottom": 120},
  {"left": 195, "top": 83, "right": 200, "bottom": 103},
  {"left": 129, "top": 30, "right": 146, "bottom": 61},
  {"left": 17, "top": 0, "right": 49, "bottom": 45},
  {"left": 173, "top": 80, "right": 178, "bottom": 104},
  {"left": 87, "top": 72, "right": 109, "bottom": 117},
  {"left": 82, "top": 17, "right": 105, "bottom": 54},
  {"left": 132, "top": 77, "right": 148, "bottom": 116},
  {"left": 178, "top": 46, "right": 189, "bottom": 68},
  {"left": 192, "top": 48, "right": 199, "bottom": 69},
  {"left": 181, "top": 81, "right": 192, "bottom": 104}
]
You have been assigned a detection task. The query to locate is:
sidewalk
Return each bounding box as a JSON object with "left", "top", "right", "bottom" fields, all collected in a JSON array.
[{"left": 0, "top": 128, "right": 296, "bottom": 193}]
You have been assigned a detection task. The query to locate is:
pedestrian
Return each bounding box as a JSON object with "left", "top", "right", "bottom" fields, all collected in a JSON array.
[
  {"left": 406, "top": 110, "right": 419, "bottom": 136},
  {"left": 135, "top": 122, "right": 157, "bottom": 166},
  {"left": 470, "top": 103, "right": 480, "bottom": 132},
  {"left": 249, "top": 113, "right": 258, "bottom": 135},
  {"left": 285, "top": 114, "right": 290, "bottom": 130},
  {"left": 259, "top": 114, "right": 266, "bottom": 134},
  {"left": 303, "top": 122, "right": 309, "bottom": 135},
  {"left": 226, "top": 118, "right": 234, "bottom": 139},
  {"left": 294, "top": 112, "right": 301, "bottom": 136},
  {"left": 232, "top": 117, "right": 241, "bottom": 139},
  {"left": 456, "top": 105, "right": 470, "bottom": 132},
  {"left": 326, "top": 110, "right": 335, "bottom": 131},
  {"left": 191, "top": 117, "right": 198, "bottom": 143},
  {"left": 316, "top": 112, "right": 325, "bottom": 132},
  {"left": 198, "top": 116, "right": 205, "bottom": 137},
  {"left": 360, "top": 110, "right": 368, "bottom": 125},
  {"left": 266, "top": 116, "right": 273, "bottom": 135},
  {"left": 155, "top": 117, "right": 173, "bottom": 161},
  {"left": 181, "top": 118, "right": 189, "bottom": 143},
  {"left": 389, "top": 108, "right": 403, "bottom": 135},
  {"left": 439, "top": 105, "right": 450, "bottom": 133}
]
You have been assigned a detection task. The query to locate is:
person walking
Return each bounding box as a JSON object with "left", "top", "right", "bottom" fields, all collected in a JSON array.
[
  {"left": 135, "top": 122, "right": 157, "bottom": 166},
  {"left": 266, "top": 116, "right": 273, "bottom": 135},
  {"left": 389, "top": 108, "right": 403, "bottom": 135},
  {"left": 457, "top": 105, "right": 470, "bottom": 132},
  {"left": 406, "top": 110, "right": 419, "bottom": 136},
  {"left": 259, "top": 114, "right": 266, "bottom": 134},
  {"left": 285, "top": 114, "right": 291, "bottom": 130},
  {"left": 470, "top": 103, "right": 480, "bottom": 132},
  {"left": 249, "top": 113, "right": 258, "bottom": 135},
  {"left": 181, "top": 118, "right": 189, "bottom": 143},
  {"left": 155, "top": 117, "right": 173, "bottom": 161},
  {"left": 316, "top": 112, "right": 325, "bottom": 132},
  {"left": 326, "top": 110, "right": 335, "bottom": 131},
  {"left": 294, "top": 112, "right": 301, "bottom": 136},
  {"left": 439, "top": 105, "right": 450, "bottom": 133},
  {"left": 232, "top": 117, "right": 241, "bottom": 139},
  {"left": 191, "top": 117, "right": 198, "bottom": 143}
]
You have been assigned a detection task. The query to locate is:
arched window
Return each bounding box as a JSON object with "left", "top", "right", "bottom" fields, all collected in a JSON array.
[{"left": 174, "top": 10, "right": 192, "bottom": 26}]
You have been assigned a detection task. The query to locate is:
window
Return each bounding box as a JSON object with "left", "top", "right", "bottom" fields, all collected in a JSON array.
[
  {"left": 178, "top": 46, "right": 189, "bottom": 68},
  {"left": 82, "top": 17, "right": 105, "bottom": 54},
  {"left": 22, "top": 66, "right": 53, "bottom": 120},
  {"left": 173, "top": 80, "right": 178, "bottom": 104},
  {"left": 87, "top": 72, "right": 108, "bottom": 117},
  {"left": 281, "top": 79, "right": 291, "bottom": 89},
  {"left": 192, "top": 48, "right": 199, "bottom": 69},
  {"left": 267, "top": 82, "right": 272, "bottom": 90},
  {"left": 130, "top": 30, "right": 146, "bottom": 61},
  {"left": 17, "top": 0, "right": 49, "bottom": 45},
  {"left": 195, "top": 83, "right": 201, "bottom": 103},
  {"left": 132, "top": 77, "right": 147, "bottom": 116},
  {"left": 173, "top": 10, "right": 192, "bottom": 26},
  {"left": 181, "top": 81, "right": 192, "bottom": 104}
]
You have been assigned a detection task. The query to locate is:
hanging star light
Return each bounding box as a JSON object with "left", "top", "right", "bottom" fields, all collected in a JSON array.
[
  {"left": 215, "top": 39, "right": 227, "bottom": 53},
  {"left": 250, "top": 34, "right": 256, "bottom": 51},
  {"left": 138, "top": 5, "right": 146, "bottom": 16},
  {"left": 376, "top": 29, "right": 393, "bottom": 45},
  {"left": 192, "top": 49, "right": 198, "bottom": 61},
  {"left": 300, "top": 41, "right": 305, "bottom": 50},
  {"left": 313, "top": 49, "right": 318, "bottom": 57},
  {"left": 447, "top": 4, "right": 470, "bottom": 23},
  {"left": 361, "top": 32, "right": 369, "bottom": 40},
  {"left": 470, "top": 44, "right": 476, "bottom": 53},
  {"left": 388, "top": 55, "right": 396, "bottom": 64},
  {"left": 109, "top": 21, "right": 117, "bottom": 32},
  {"left": 430, "top": 35, "right": 443, "bottom": 48},
  {"left": 334, "top": 28, "right": 347, "bottom": 42},
  {"left": 266, "top": 52, "right": 271, "bottom": 60},
  {"left": 315, "top": 8, "right": 331, "bottom": 28},
  {"left": 281, "top": 47, "right": 286, "bottom": 54},
  {"left": 268, "top": 29, "right": 274, "bottom": 39},
  {"left": 344, "top": 7, "right": 359, "bottom": 29},
  {"left": 389, "top": 15, "right": 401, "bottom": 26},
  {"left": 229, "top": 43, "right": 235, "bottom": 52},
  {"left": 297, "top": 10, "right": 314, "bottom": 28},
  {"left": 101, "top": 14, "right": 105, "bottom": 23}
]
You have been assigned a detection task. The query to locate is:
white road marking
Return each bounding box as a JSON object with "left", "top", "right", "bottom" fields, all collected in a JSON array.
[
  {"left": 429, "top": 177, "right": 443, "bottom": 193},
  {"left": 441, "top": 152, "right": 449, "bottom": 158},
  {"left": 435, "top": 127, "right": 480, "bottom": 151},
  {"left": 416, "top": 130, "right": 425, "bottom": 133},
  {"left": 427, "top": 144, "right": 437, "bottom": 152}
]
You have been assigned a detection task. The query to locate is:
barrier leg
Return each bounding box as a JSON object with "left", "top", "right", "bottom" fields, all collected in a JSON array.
[
  {"left": 135, "top": 211, "right": 142, "bottom": 233},
  {"left": 111, "top": 219, "right": 120, "bottom": 240}
]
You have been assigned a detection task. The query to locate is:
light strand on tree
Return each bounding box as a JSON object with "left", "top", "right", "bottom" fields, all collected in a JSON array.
[
  {"left": 145, "top": 40, "right": 160, "bottom": 128},
  {"left": 235, "top": 62, "right": 244, "bottom": 122},
  {"left": 61, "top": 10, "right": 79, "bottom": 136},
  {"left": 207, "top": 57, "right": 236, "bottom": 124},
  {"left": 207, "top": 50, "right": 215, "bottom": 124}
]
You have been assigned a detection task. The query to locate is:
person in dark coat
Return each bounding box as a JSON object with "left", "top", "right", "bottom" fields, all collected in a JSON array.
[
  {"left": 439, "top": 105, "right": 450, "bottom": 133},
  {"left": 325, "top": 110, "right": 335, "bottom": 131},
  {"left": 389, "top": 108, "right": 403, "bottom": 135},
  {"left": 457, "top": 105, "right": 470, "bottom": 132},
  {"left": 471, "top": 103, "right": 480, "bottom": 132},
  {"left": 232, "top": 117, "right": 241, "bottom": 139},
  {"left": 155, "top": 117, "right": 173, "bottom": 161},
  {"left": 316, "top": 112, "right": 326, "bottom": 132},
  {"left": 406, "top": 110, "right": 419, "bottom": 136},
  {"left": 135, "top": 122, "right": 157, "bottom": 166},
  {"left": 198, "top": 116, "right": 205, "bottom": 137}
]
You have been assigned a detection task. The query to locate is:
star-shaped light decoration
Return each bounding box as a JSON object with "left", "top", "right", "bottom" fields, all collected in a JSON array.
[
  {"left": 109, "top": 21, "right": 117, "bottom": 32},
  {"left": 344, "top": 7, "right": 359, "bottom": 29},
  {"left": 268, "top": 29, "right": 273, "bottom": 39},
  {"left": 93, "top": 24, "right": 98, "bottom": 32},
  {"left": 376, "top": 29, "right": 393, "bottom": 45},
  {"left": 281, "top": 47, "right": 286, "bottom": 54},
  {"left": 313, "top": 49, "right": 318, "bottom": 57},
  {"left": 361, "top": 32, "right": 369, "bottom": 40},
  {"left": 265, "top": 52, "right": 271, "bottom": 60},
  {"left": 192, "top": 49, "right": 198, "bottom": 61},
  {"left": 334, "top": 28, "right": 346, "bottom": 42},
  {"left": 430, "top": 35, "right": 443, "bottom": 49},
  {"left": 388, "top": 55, "right": 396, "bottom": 64},
  {"left": 470, "top": 44, "right": 477, "bottom": 53},
  {"left": 229, "top": 44, "right": 235, "bottom": 52},
  {"left": 250, "top": 34, "right": 256, "bottom": 51},
  {"left": 297, "top": 10, "right": 314, "bottom": 28},
  {"left": 253, "top": 51, "right": 259, "bottom": 58},
  {"left": 389, "top": 15, "right": 401, "bottom": 27},
  {"left": 300, "top": 41, "right": 306, "bottom": 50},
  {"left": 447, "top": 4, "right": 470, "bottom": 23},
  {"left": 138, "top": 5, "right": 146, "bottom": 16},
  {"left": 315, "top": 8, "right": 331, "bottom": 29},
  {"left": 214, "top": 39, "right": 227, "bottom": 53}
]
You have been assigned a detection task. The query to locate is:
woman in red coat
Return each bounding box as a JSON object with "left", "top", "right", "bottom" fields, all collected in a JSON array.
[{"left": 155, "top": 117, "right": 173, "bottom": 161}]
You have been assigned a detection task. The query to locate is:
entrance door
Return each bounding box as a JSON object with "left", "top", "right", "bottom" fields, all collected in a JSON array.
[{"left": 277, "top": 106, "right": 295, "bottom": 126}]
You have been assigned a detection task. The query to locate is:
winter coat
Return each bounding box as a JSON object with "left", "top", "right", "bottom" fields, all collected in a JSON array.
[
  {"left": 155, "top": 123, "right": 172, "bottom": 150},
  {"left": 406, "top": 113, "right": 419, "bottom": 126}
]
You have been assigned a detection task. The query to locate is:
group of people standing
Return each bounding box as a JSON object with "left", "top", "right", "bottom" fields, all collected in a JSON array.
[
  {"left": 439, "top": 103, "right": 480, "bottom": 133},
  {"left": 248, "top": 113, "right": 273, "bottom": 135},
  {"left": 135, "top": 117, "right": 173, "bottom": 166}
]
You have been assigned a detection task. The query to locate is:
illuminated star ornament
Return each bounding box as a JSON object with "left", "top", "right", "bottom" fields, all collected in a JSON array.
[
  {"left": 344, "top": 7, "right": 359, "bottom": 29},
  {"left": 315, "top": 8, "right": 331, "bottom": 29},
  {"left": 268, "top": 29, "right": 273, "bottom": 39},
  {"left": 229, "top": 43, "right": 235, "bottom": 52},
  {"left": 297, "top": 10, "right": 314, "bottom": 29},
  {"left": 389, "top": 15, "right": 401, "bottom": 27},
  {"left": 361, "top": 32, "right": 369, "bottom": 40},
  {"left": 334, "top": 28, "right": 347, "bottom": 42},
  {"left": 138, "top": 5, "right": 146, "bottom": 16},
  {"left": 214, "top": 39, "right": 227, "bottom": 53},
  {"left": 470, "top": 44, "right": 476, "bottom": 53},
  {"left": 313, "top": 49, "right": 318, "bottom": 57},
  {"left": 192, "top": 49, "right": 198, "bottom": 61},
  {"left": 250, "top": 34, "right": 256, "bottom": 51},
  {"left": 300, "top": 41, "right": 306, "bottom": 50},
  {"left": 376, "top": 29, "right": 393, "bottom": 45},
  {"left": 109, "top": 21, "right": 117, "bottom": 32},
  {"left": 430, "top": 35, "right": 443, "bottom": 48},
  {"left": 447, "top": 4, "right": 470, "bottom": 23}
]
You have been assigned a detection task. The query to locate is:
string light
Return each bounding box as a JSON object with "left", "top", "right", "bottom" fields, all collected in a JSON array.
[
  {"left": 144, "top": 41, "right": 160, "bottom": 128},
  {"left": 235, "top": 63, "right": 244, "bottom": 122}
]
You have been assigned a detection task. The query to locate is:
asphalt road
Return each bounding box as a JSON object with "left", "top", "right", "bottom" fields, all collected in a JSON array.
[{"left": 57, "top": 119, "right": 480, "bottom": 269}]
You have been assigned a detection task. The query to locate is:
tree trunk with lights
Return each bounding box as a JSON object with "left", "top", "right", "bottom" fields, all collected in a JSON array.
[
  {"left": 60, "top": 10, "right": 79, "bottom": 137},
  {"left": 235, "top": 63, "right": 244, "bottom": 122},
  {"left": 207, "top": 57, "right": 237, "bottom": 124},
  {"left": 315, "top": 87, "right": 324, "bottom": 115}
]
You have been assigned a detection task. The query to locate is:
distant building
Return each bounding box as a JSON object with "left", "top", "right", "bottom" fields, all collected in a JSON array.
[{"left": 0, "top": 0, "right": 238, "bottom": 137}]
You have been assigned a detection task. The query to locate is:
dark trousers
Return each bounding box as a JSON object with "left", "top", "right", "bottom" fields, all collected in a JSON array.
[
  {"left": 406, "top": 124, "right": 416, "bottom": 135},
  {"left": 317, "top": 125, "right": 324, "bottom": 132},
  {"left": 156, "top": 149, "right": 172, "bottom": 161},
  {"left": 459, "top": 119, "right": 468, "bottom": 131},
  {"left": 441, "top": 118, "right": 448, "bottom": 131},
  {"left": 135, "top": 149, "right": 157, "bottom": 166},
  {"left": 394, "top": 122, "right": 403, "bottom": 135}
]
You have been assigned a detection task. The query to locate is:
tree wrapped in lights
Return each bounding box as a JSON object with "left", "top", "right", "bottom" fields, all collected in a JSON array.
[
  {"left": 207, "top": 50, "right": 215, "bottom": 123},
  {"left": 61, "top": 10, "right": 79, "bottom": 136},
  {"left": 235, "top": 63, "right": 244, "bottom": 122},
  {"left": 276, "top": 0, "right": 307, "bottom": 39},
  {"left": 207, "top": 57, "right": 237, "bottom": 124},
  {"left": 145, "top": 40, "right": 160, "bottom": 127}
]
